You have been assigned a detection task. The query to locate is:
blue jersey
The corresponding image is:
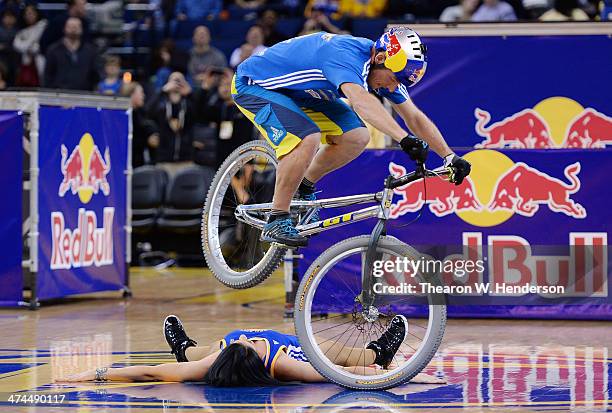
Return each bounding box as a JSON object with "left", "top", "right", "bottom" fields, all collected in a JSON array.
[
  {"left": 237, "top": 32, "right": 409, "bottom": 105},
  {"left": 220, "top": 329, "right": 308, "bottom": 377}
]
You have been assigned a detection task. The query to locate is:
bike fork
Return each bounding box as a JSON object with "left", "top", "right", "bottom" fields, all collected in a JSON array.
[
  {"left": 360, "top": 218, "right": 386, "bottom": 311},
  {"left": 359, "top": 179, "right": 394, "bottom": 314}
]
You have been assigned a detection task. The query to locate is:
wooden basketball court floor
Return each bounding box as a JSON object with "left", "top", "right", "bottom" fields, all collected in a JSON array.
[{"left": 0, "top": 267, "right": 609, "bottom": 412}]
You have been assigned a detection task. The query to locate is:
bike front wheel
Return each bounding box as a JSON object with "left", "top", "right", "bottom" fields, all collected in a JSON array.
[
  {"left": 294, "top": 235, "right": 447, "bottom": 390},
  {"left": 201, "top": 140, "right": 286, "bottom": 289}
]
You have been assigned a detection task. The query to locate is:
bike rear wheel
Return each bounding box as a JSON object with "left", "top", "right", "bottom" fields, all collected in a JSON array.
[
  {"left": 201, "top": 140, "right": 286, "bottom": 289},
  {"left": 294, "top": 235, "right": 446, "bottom": 390}
]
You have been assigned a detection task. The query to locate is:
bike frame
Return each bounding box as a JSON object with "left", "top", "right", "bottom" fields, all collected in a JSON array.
[{"left": 234, "top": 165, "right": 453, "bottom": 308}]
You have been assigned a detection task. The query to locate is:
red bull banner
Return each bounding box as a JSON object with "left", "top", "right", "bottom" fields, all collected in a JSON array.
[
  {"left": 300, "top": 149, "right": 612, "bottom": 320},
  {"left": 37, "top": 106, "right": 128, "bottom": 300},
  {"left": 408, "top": 35, "right": 611, "bottom": 149},
  {"left": 0, "top": 112, "right": 23, "bottom": 306}
]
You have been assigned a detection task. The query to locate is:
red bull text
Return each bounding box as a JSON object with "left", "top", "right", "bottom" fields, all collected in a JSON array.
[
  {"left": 376, "top": 232, "right": 607, "bottom": 298},
  {"left": 50, "top": 208, "right": 114, "bottom": 270}
]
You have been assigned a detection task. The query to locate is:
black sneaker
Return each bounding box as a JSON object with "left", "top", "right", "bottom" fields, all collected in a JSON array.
[
  {"left": 261, "top": 217, "right": 308, "bottom": 248},
  {"left": 163, "top": 315, "right": 197, "bottom": 362},
  {"left": 366, "top": 315, "right": 408, "bottom": 368}
]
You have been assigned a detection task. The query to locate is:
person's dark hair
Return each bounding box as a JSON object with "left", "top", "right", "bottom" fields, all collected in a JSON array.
[
  {"left": 203, "top": 342, "right": 283, "bottom": 387},
  {"left": 554, "top": 0, "right": 579, "bottom": 16},
  {"left": 21, "top": 4, "right": 41, "bottom": 26}
]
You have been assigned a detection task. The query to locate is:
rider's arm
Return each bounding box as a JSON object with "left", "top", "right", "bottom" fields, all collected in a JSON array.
[
  {"left": 391, "top": 98, "right": 453, "bottom": 158},
  {"left": 340, "top": 83, "right": 408, "bottom": 141}
]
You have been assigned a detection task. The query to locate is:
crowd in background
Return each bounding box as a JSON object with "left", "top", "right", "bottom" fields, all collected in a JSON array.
[{"left": 0, "top": 0, "right": 607, "bottom": 169}]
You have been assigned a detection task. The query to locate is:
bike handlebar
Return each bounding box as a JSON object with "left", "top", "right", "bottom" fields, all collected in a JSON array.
[{"left": 386, "top": 164, "right": 456, "bottom": 190}]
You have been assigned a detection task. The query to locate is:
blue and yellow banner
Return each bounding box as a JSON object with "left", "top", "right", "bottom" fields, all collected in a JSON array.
[
  {"left": 37, "top": 106, "right": 128, "bottom": 300},
  {"left": 301, "top": 148, "right": 611, "bottom": 319},
  {"left": 409, "top": 35, "right": 611, "bottom": 150}
]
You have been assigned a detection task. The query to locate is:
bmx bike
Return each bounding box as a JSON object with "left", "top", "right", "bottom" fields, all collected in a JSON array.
[{"left": 201, "top": 140, "right": 455, "bottom": 389}]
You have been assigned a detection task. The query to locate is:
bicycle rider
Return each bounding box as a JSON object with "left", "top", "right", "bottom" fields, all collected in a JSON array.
[{"left": 231, "top": 27, "right": 471, "bottom": 247}]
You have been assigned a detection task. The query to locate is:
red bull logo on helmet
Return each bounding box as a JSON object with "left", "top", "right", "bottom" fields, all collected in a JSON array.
[
  {"left": 52, "top": 132, "right": 114, "bottom": 270},
  {"left": 58, "top": 133, "right": 111, "bottom": 204},
  {"left": 474, "top": 97, "right": 612, "bottom": 149},
  {"left": 390, "top": 149, "right": 586, "bottom": 227}
]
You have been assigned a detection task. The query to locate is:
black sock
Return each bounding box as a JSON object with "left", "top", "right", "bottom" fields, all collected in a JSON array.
[
  {"left": 298, "top": 177, "right": 316, "bottom": 195},
  {"left": 268, "top": 210, "right": 290, "bottom": 223}
]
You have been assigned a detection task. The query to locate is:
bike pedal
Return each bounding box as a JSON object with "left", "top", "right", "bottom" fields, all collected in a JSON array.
[{"left": 271, "top": 242, "right": 300, "bottom": 250}]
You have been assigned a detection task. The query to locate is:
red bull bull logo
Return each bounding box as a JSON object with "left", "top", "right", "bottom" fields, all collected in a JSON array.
[
  {"left": 58, "top": 133, "right": 111, "bottom": 203},
  {"left": 488, "top": 162, "right": 585, "bottom": 218},
  {"left": 475, "top": 108, "right": 553, "bottom": 149},
  {"left": 389, "top": 162, "right": 482, "bottom": 218},
  {"left": 390, "top": 149, "right": 586, "bottom": 227},
  {"left": 474, "top": 97, "right": 612, "bottom": 149},
  {"left": 564, "top": 108, "right": 612, "bottom": 148},
  {"left": 52, "top": 132, "right": 114, "bottom": 270}
]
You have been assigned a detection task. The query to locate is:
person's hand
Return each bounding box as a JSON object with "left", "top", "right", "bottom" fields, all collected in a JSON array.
[
  {"left": 176, "top": 77, "right": 192, "bottom": 96},
  {"left": 147, "top": 133, "right": 160, "bottom": 148},
  {"left": 314, "top": 12, "right": 331, "bottom": 26},
  {"left": 399, "top": 135, "right": 428, "bottom": 164},
  {"left": 444, "top": 153, "right": 471, "bottom": 185},
  {"left": 302, "top": 18, "right": 317, "bottom": 32}
]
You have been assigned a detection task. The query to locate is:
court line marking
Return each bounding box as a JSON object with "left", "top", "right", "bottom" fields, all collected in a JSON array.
[{"left": 1, "top": 398, "right": 607, "bottom": 408}]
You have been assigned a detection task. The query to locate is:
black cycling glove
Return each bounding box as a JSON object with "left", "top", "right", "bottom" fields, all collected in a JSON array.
[
  {"left": 400, "top": 135, "right": 428, "bottom": 163},
  {"left": 444, "top": 154, "right": 471, "bottom": 185}
]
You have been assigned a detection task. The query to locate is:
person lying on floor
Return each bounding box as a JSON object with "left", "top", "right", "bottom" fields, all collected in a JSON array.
[{"left": 59, "top": 315, "right": 444, "bottom": 386}]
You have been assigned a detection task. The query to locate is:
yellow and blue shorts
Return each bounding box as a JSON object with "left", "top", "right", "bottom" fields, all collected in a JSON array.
[{"left": 231, "top": 75, "right": 365, "bottom": 158}]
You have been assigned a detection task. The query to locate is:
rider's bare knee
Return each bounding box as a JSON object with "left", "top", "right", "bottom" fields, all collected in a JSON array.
[
  {"left": 299, "top": 132, "right": 322, "bottom": 155},
  {"left": 351, "top": 129, "right": 371, "bottom": 149}
]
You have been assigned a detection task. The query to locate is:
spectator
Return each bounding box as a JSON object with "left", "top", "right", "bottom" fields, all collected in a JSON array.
[
  {"left": 338, "top": 0, "right": 387, "bottom": 17},
  {"left": 522, "top": 0, "right": 551, "bottom": 18},
  {"left": 121, "top": 81, "right": 160, "bottom": 167},
  {"left": 234, "top": 0, "right": 267, "bottom": 11},
  {"left": 304, "top": 0, "right": 341, "bottom": 18},
  {"left": 229, "top": 25, "right": 267, "bottom": 69},
  {"left": 0, "top": 9, "right": 17, "bottom": 49},
  {"left": 43, "top": 17, "right": 100, "bottom": 90},
  {"left": 150, "top": 39, "right": 189, "bottom": 92},
  {"left": 300, "top": 6, "right": 346, "bottom": 35},
  {"left": 175, "top": 0, "right": 221, "bottom": 20},
  {"left": 440, "top": 0, "right": 480, "bottom": 22},
  {"left": 258, "top": 10, "right": 286, "bottom": 46},
  {"left": 40, "top": 0, "right": 90, "bottom": 54},
  {"left": 146, "top": 71, "right": 196, "bottom": 167},
  {"left": 194, "top": 71, "right": 256, "bottom": 168},
  {"left": 13, "top": 5, "right": 47, "bottom": 87},
  {"left": 472, "top": 0, "right": 518, "bottom": 20},
  {"left": 0, "top": 61, "right": 8, "bottom": 90},
  {"left": 187, "top": 26, "right": 227, "bottom": 84},
  {"left": 0, "top": 9, "right": 18, "bottom": 86},
  {"left": 540, "top": 0, "right": 590, "bottom": 19},
  {"left": 97, "top": 55, "right": 122, "bottom": 95}
]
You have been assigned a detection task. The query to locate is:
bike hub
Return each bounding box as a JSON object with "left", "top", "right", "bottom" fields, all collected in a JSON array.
[{"left": 362, "top": 305, "right": 380, "bottom": 322}]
